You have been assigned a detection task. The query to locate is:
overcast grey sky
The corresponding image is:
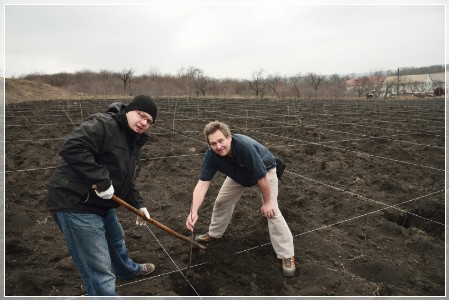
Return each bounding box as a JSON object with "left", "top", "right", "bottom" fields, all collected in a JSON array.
[{"left": 3, "top": 0, "right": 447, "bottom": 80}]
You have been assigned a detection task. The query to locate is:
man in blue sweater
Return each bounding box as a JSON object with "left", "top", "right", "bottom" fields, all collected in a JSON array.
[{"left": 185, "top": 121, "right": 295, "bottom": 277}]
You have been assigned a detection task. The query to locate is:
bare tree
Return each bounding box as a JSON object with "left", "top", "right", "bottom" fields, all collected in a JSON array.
[
  {"left": 351, "top": 76, "right": 371, "bottom": 98},
  {"left": 195, "top": 76, "right": 210, "bottom": 96},
  {"left": 326, "top": 74, "right": 347, "bottom": 98},
  {"left": 305, "top": 73, "right": 325, "bottom": 97},
  {"left": 190, "top": 67, "right": 210, "bottom": 96},
  {"left": 146, "top": 66, "right": 161, "bottom": 78},
  {"left": 248, "top": 69, "right": 266, "bottom": 97},
  {"left": 266, "top": 74, "right": 283, "bottom": 98},
  {"left": 119, "top": 68, "right": 134, "bottom": 95},
  {"left": 99, "top": 69, "right": 115, "bottom": 80},
  {"left": 289, "top": 73, "right": 302, "bottom": 98},
  {"left": 382, "top": 79, "right": 394, "bottom": 97},
  {"left": 177, "top": 66, "right": 211, "bottom": 96}
]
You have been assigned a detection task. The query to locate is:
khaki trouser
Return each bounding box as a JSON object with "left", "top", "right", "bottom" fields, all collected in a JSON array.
[{"left": 208, "top": 168, "right": 295, "bottom": 259}]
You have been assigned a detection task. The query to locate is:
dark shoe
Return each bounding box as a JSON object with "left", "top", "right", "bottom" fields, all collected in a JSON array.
[
  {"left": 281, "top": 257, "right": 296, "bottom": 277},
  {"left": 194, "top": 232, "right": 216, "bottom": 243},
  {"left": 138, "top": 263, "right": 155, "bottom": 276}
]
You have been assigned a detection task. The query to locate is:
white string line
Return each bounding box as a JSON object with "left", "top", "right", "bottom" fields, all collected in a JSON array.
[
  {"left": 352, "top": 118, "right": 443, "bottom": 130},
  {"left": 155, "top": 125, "right": 207, "bottom": 145},
  {"left": 7, "top": 101, "right": 439, "bottom": 123},
  {"left": 5, "top": 108, "right": 444, "bottom": 132},
  {"left": 5, "top": 137, "right": 66, "bottom": 143},
  {"left": 4, "top": 127, "right": 443, "bottom": 174},
  {"left": 163, "top": 113, "right": 443, "bottom": 139},
  {"left": 208, "top": 103, "right": 444, "bottom": 132},
  {"left": 200, "top": 106, "right": 443, "bottom": 150},
  {"left": 285, "top": 169, "right": 445, "bottom": 226},
  {"left": 5, "top": 111, "right": 444, "bottom": 147},
  {"left": 5, "top": 102, "right": 443, "bottom": 180},
  {"left": 61, "top": 262, "right": 208, "bottom": 297},
  {"left": 153, "top": 120, "right": 444, "bottom": 172},
  {"left": 293, "top": 190, "right": 446, "bottom": 235},
  {"left": 141, "top": 153, "right": 204, "bottom": 161},
  {"left": 116, "top": 261, "right": 208, "bottom": 288},
  {"left": 4, "top": 125, "right": 443, "bottom": 154},
  {"left": 3, "top": 154, "right": 206, "bottom": 173},
  {"left": 222, "top": 99, "right": 445, "bottom": 123},
  {"left": 5, "top": 122, "right": 77, "bottom": 127},
  {"left": 283, "top": 109, "right": 443, "bottom": 130},
  {"left": 4, "top": 122, "right": 443, "bottom": 150},
  {"left": 241, "top": 126, "right": 444, "bottom": 172},
  {"left": 210, "top": 109, "right": 444, "bottom": 140},
  {"left": 57, "top": 189, "right": 445, "bottom": 298},
  {"left": 246, "top": 123, "right": 443, "bottom": 149},
  {"left": 5, "top": 100, "right": 444, "bottom": 133},
  {"left": 69, "top": 261, "right": 207, "bottom": 298},
  {"left": 143, "top": 224, "right": 202, "bottom": 298},
  {"left": 309, "top": 116, "right": 444, "bottom": 133},
  {"left": 196, "top": 99, "right": 443, "bottom": 116},
  {"left": 6, "top": 97, "right": 442, "bottom": 107},
  {"left": 170, "top": 108, "right": 444, "bottom": 152},
  {"left": 235, "top": 189, "right": 444, "bottom": 256},
  {"left": 4, "top": 131, "right": 442, "bottom": 173},
  {"left": 4, "top": 166, "right": 58, "bottom": 173},
  {"left": 319, "top": 132, "right": 445, "bottom": 149},
  {"left": 57, "top": 102, "right": 78, "bottom": 128},
  {"left": 159, "top": 110, "right": 444, "bottom": 162},
  {"left": 189, "top": 112, "right": 444, "bottom": 171},
  {"left": 4, "top": 132, "right": 170, "bottom": 143},
  {"left": 318, "top": 104, "right": 444, "bottom": 119}
]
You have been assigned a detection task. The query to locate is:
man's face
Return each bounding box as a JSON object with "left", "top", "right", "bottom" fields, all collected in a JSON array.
[
  {"left": 208, "top": 130, "right": 232, "bottom": 156},
  {"left": 126, "top": 110, "right": 153, "bottom": 134}
]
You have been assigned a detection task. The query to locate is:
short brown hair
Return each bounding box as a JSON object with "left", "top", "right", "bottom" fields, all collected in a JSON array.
[{"left": 203, "top": 121, "right": 231, "bottom": 144}]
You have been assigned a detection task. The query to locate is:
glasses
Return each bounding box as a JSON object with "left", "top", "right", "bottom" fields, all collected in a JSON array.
[{"left": 137, "top": 111, "right": 154, "bottom": 126}]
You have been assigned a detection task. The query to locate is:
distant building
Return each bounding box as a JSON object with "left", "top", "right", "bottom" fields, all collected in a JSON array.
[
  {"left": 346, "top": 71, "right": 447, "bottom": 98},
  {"left": 345, "top": 75, "right": 385, "bottom": 98}
]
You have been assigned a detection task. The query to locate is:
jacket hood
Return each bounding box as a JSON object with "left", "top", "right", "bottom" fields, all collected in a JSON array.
[{"left": 107, "top": 102, "right": 126, "bottom": 114}]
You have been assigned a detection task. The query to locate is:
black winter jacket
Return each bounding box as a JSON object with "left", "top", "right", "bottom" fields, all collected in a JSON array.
[{"left": 46, "top": 102, "right": 149, "bottom": 214}]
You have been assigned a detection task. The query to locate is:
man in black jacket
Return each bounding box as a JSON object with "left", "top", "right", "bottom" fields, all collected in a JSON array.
[{"left": 47, "top": 95, "right": 157, "bottom": 296}]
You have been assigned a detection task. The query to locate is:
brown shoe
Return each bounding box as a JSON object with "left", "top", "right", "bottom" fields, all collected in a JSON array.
[
  {"left": 194, "top": 232, "right": 216, "bottom": 243},
  {"left": 138, "top": 263, "right": 155, "bottom": 276},
  {"left": 281, "top": 257, "right": 296, "bottom": 277}
]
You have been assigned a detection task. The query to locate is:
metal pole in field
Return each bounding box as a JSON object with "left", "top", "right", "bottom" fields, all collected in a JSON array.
[{"left": 397, "top": 68, "right": 400, "bottom": 96}]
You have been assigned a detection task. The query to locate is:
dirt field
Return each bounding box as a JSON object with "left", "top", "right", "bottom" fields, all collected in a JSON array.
[{"left": 4, "top": 97, "right": 446, "bottom": 297}]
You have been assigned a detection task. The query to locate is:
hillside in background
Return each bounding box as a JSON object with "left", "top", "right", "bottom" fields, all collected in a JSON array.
[{"left": 5, "top": 78, "right": 77, "bottom": 104}]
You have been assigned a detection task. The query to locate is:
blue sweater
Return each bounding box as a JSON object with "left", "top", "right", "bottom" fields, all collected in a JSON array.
[{"left": 200, "top": 134, "right": 276, "bottom": 187}]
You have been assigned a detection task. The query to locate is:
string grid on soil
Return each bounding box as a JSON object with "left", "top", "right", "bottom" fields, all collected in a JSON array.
[{"left": 4, "top": 98, "right": 445, "bottom": 297}]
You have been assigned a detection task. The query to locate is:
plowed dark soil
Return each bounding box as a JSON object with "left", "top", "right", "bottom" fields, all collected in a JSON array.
[{"left": 4, "top": 98, "right": 445, "bottom": 297}]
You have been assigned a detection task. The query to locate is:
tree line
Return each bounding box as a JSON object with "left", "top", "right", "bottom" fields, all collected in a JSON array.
[
  {"left": 386, "top": 64, "right": 446, "bottom": 76},
  {"left": 18, "top": 64, "right": 446, "bottom": 99}
]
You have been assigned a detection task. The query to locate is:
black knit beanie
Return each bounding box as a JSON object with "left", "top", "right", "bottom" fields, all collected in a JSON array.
[{"left": 125, "top": 95, "right": 158, "bottom": 122}]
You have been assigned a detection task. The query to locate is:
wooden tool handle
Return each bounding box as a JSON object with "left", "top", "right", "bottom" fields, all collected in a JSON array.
[{"left": 92, "top": 185, "right": 206, "bottom": 250}]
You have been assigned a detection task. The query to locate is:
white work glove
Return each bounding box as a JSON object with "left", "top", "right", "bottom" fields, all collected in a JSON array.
[
  {"left": 95, "top": 185, "right": 114, "bottom": 199},
  {"left": 136, "top": 207, "right": 150, "bottom": 226}
]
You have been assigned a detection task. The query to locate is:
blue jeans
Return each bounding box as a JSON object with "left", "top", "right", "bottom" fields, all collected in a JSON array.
[{"left": 53, "top": 210, "right": 142, "bottom": 296}]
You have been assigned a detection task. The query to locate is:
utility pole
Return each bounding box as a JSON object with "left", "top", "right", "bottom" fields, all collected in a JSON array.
[{"left": 397, "top": 68, "right": 399, "bottom": 96}]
